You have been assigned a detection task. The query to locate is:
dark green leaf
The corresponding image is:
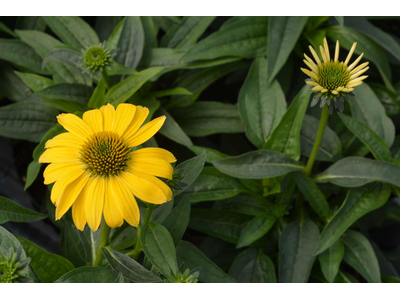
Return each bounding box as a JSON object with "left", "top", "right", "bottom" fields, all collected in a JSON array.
[
  {"left": 149, "top": 87, "right": 192, "bottom": 98},
  {"left": 267, "top": 16, "right": 308, "bottom": 82},
  {"left": 213, "top": 150, "right": 304, "bottom": 179},
  {"left": 318, "top": 240, "right": 345, "bottom": 283},
  {"left": 141, "top": 16, "right": 157, "bottom": 50},
  {"left": 17, "top": 235, "right": 74, "bottom": 283},
  {"left": 15, "top": 72, "right": 55, "bottom": 92},
  {"left": 173, "top": 154, "right": 206, "bottom": 196},
  {"left": 342, "top": 230, "right": 381, "bottom": 283},
  {"left": 109, "top": 225, "right": 137, "bottom": 251},
  {"left": 229, "top": 248, "right": 276, "bottom": 283},
  {"left": 369, "top": 83, "right": 400, "bottom": 117},
  {"left": 102, "top": 247, "right": 162, "bottom": 283},
  {"left": 315, "top": 183, "right": 390, "bottom": 255},
  {"left": 87, "top": 79, "right": 106, "bottom": 109},
  {"left": 55, "top": 267, "right": 118, "bottom": 283},
  {"left": 213, "top": 194, "right": 270, "bottom": 216},
  {"left": 0, "top": 196, "right": 47, "bottom": 224},
  {"left": 42, "top": 48, "right": 82, "bottom": 69},
  {"left": 0, "top": 61, "right": 31, "bottom": 101},
  {"left": 176, "top": 241, "right": 236, "bottom": 283},
  {"left": 188, "top": 146, "right": 228, "bottom": 163},
  {"left": 0, "top": 226, "right": 28, "bottom": 261},
  {"left": 155, "top": 108, "right": 192, "bottom": 147},
  {"left": 24, "top": 160, "right": 41, "bottom": 190},
  {"left": 239, "top": 57, "right": 286, "bottom": 148},
  {"left": 279, "top": 217, "right": 319, "bottom": 283},
  {"left": 237, "top": 213, "right": 276, "bottom": 248}
]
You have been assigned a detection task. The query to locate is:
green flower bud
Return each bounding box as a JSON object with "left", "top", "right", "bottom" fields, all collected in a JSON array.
[{"left": 0, "top": 246, "right": 33, "bottom": 283}]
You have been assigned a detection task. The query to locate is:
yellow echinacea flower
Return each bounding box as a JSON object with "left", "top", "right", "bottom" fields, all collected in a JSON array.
[
  {"left": 39, "top": 103, "right": 176, "bottom": 231},
  {"left": 301, "top": 37, "right": 369, "bottom": 113}
]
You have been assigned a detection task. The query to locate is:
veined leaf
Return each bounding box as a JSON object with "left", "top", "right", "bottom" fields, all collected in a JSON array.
[
  {"left": 315, "top": 183, "right": 390, "bottom": 255},
  {"left": 0, "top": 61, "right": 32, "bottom": 101},
  {"left": 318, "top": 240, "right": 345, "bottom": 283},
  {"left": 188, "top": 146, "right": 229, "bottom": 163},
  {"left": 87, "top": 79, "right": 106, "bottom": 109},
  {"left": 55, "top": 267, "right": 119, "bottom": 283},
  {"left": 237, "top": 213, "right": 276, "bottom": 248},
  {"left": 369, "top": 83, "right": 400, "bottom": 117},
  {"left": 155, "top": 108, "right": 192, "bottom": 147},
  {"left": 213, "top": 194, "right": 270, "bottom": 216},
  {"left": 42, "top": 48, "right": 82, "bottom": 69},
  {"left": 0, "top": 196, "right": 47, "bottom": 224},
  {"left": 173, "top": 154, "right": 206, "bottom": 196},
  {"left": 15, "top": 72, "right": 55, "bottom": 92}
]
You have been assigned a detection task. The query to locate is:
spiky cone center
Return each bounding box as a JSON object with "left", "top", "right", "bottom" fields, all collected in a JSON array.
[
  {"left": 317, "top": 61, "right": 350, "bottom": 94},
  {"left": 0, "top": 261, "right": 18, "bottom": 283},
  {"left": 80, "top": 132, "right": 131, "bottom": 177},
  {"left": 82, "top": 44, "right": 112, "bottom": 72}
]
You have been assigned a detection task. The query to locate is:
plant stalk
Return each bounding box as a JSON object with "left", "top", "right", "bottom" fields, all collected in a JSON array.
[
  {"left": 305, "top": 105, "right": 330, "bottom": 176},
  {"left": 93, "top": 219, "right": 111, "bottom": 266},
  {"left": 102, "top": 69, "right": 113, "bottom": 89}
]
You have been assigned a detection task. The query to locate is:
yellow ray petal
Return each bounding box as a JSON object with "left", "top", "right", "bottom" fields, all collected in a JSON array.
[
  {"left": 83, "top": 109, "right": 103, "bottom": 133},
  {"left": 334, "top": 40, "right": 340, "bottom": 62},
  {"left": 323, "top": 38, "right": 330, "bottom": 62},
  {"left": 122, "top": 106, "right": 149, "bottom": 140},
  {"left": 72, "top": 177, "right": 95, "bottom": 231},
  {"left": 57, "top": 113, "right": 93, "bottom": 141},
  {"left": 350, "top": 62, "right": 369, "bottom": 75},
  {"left": 349, "top": 75, "right": 368, "bottom": 84},
  {"left": 342, "top": 88, "right": 355, "bottom": 92},
  {"left": 303, "top": 60, "right": 318, "bottom": 73},
  {"left": 119, "top": 171, "right": 167, "bottom": 205},
  {"left": 337, "top": 87, "right": 344, "bottom": 92},
  {"left": 129, "top": 169, "right": 173, "bottom": 201},
  {"left": 300, "top": 68, "right": 319, "bottom": 81},
  {"left": 126, "top": 116, "right": 166, "bottom": 147},
  {"left": 350, "top": 67, "right": 369, "bottom": 80},
  {"left": 309, "top": 45, "right": 322, "bottom": 66},
  {"left": 332, "top": 90, "right": 339, "bottom": 95},
  {"left": 306, "top": 81, "right": 319, "bottom": 86},
  {"left": 100, "top": 103, "right": 115, "bottom": 131},
  {"left": 128, "top": 157, "right": 173, "bottom": 179},
  {"left": 55, "top": 172, "right": 90, "bottom": 220},
  {"left": 321, "top": 89, "right": 328, "bottom": 93},
  {"left": 131, "top": 147, "right": 176, "bottom": 163},
  {"left": 103, "top": 178, "right": 124, "bottom": 228},
  {"left": 85, "top": 176, "right": 105, "bottom": 231},
  {"left": 113, "top": 103, "right": 136, "bottom": 136},
  {"left": 347, "top": 81, "right": 364, "bottom": 88},
  {"left": 319, "top": 45, "right": 328, "bottom": 63},
  {"left": 45, "top": 132, "right": 83, "bottom": 149},
  {"left": 347, "top": 53, "right": 364, "bottom": 72},
  {"left": 39, "top": 147, "right": 81, "bottom": 163},
  {"left": 312, "top": 86, "right": 324, "bottom": 92},
  {"left": 344, "top": 42, "right": 357, "bottom": 66},
  {"left": 44, "top": 162, "right": 83, "bottom": 184},
  {"left": 50, "top": 165, "right": 85, "bottom": 205},
  {"left": 109, "top": 177, "right": 140, "bottom": 227},
  {"left": 304, "top": 54, "right": 318, "bottom": 71}
]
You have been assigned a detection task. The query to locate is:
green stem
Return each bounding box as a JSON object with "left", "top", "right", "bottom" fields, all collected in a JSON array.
[
  {"left": 305, "top": 105, "right": 330, "bottom": 176},
  {"left": 93, "top": 219, "right": 111, "bottom": 266},
  {"left": 102, "top": 69, "right": 113, "bottom": 89},
  {"left": 129, "top": 204, "right": 155, "bottom": 261}
]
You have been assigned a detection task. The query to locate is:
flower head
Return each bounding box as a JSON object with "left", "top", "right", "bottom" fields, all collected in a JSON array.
[
  {"left": 301, "top": 38, "right": 369, "bottom": 113},
  {"left": 0, "top": 246, "right": 33, "bottom": 283},
  {"left": 81, "top": 42, "right": 114, "bottom": 74},
  {"left": 39, "top": 103, "right": 176, "bottom": 231}
]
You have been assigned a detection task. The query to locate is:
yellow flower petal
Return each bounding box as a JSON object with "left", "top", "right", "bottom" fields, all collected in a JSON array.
[
  {"left": 127, "top": 116, "right": 166, "bottom": 147},
  {"left": 100, "top": 103, "right": 115, "bottom": 131},
  {"left": 129, "top": 169, "right": 173, "bottom": 201},
  {"left": 350, "top": 62, "right": 369, "bottom": 75},
  {"left": 347, "top": 81, "right": 364, "bottom": 88},
  {"left": 50, "top": 165, "right": 85, "bottom": 205},
  {"left": 130, "top": 147, "right": 177, "bottom": 163},
  {"left": 45, "top": 132, "right": 84, "bottom": 149},
  {"left": 109, "top": 177, "right": 140, "bottom": 227},
  {"left": 309, "top": 45, "right": 322, "bottom": 66},
  {"left": 303, "top": 60, "right": 318, "bottom": 73},
  {"left": 103, "top": 178, "right": 124, "bottom": 228},
  {"left": 83, "top": 109, "right": 103, "bottom": 133},
  {"left": 113, "top": 103, "right": 136, "bottom": 136},
  {"left": 312, "top": 86, "right": 323, "bottom": 92},
  {"left": 306, "top": 81, "right": 319, "bottom": 87},
  {"left": 122, "top": 106, "right": 149, "bottom": 140},
  {"left": 120, "top": 171, "right": 167, "bottom": 204},
  {"left": 344, "top": 42, "right": 357, "bottom": 66},
  {"left": 349, "top": 67, "right": 369, "bottom": 80},
  {"left": 44, "top": 162, "right": 82, "bottom": 184},
  {"left": 55, "top": 172, "right": 90, "bottom": 220},
  {"left": 57, "top": 113, "right": 93, "bottom": 141},
  {"left": 304, "top": 54, "right": 318, "bottom": 71},
  {"left": 334, "top": 40, "right": 340, "bottom": 62},
  {"left": 319, "top": 45, "right": 328, "bottom": 64},
  {"left": 72, "top": 178, "right": 94, "bottom": 231},
  {"left": 347, "top": 53, "right": 364, "bottom": 72},
  {"left": 128, "top": 157, "right": 173, "bottom": 179},
  {"left": 323, "top": 38, "right": 330, "bottom": 62},
  {"left": 39, "top": 147, "right": 81, "bottom": 163},
  {"left": 85, "top": 176, "right": 105, "bottom": 231},
  {"left": 300, "top": 68, "right": 319, "bottom": 81}
]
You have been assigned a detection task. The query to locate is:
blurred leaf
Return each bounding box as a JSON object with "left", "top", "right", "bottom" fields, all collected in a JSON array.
[
  {"left": 369, "top": 83, "right": 400, "bottom": 117},
  {"left": 24, "top": 160, "right": 41, "bottom": 191},
  {"left": 382, "top": 276, "right": 400, "bottom": 283},
  {"left": 318, "top": 240, "right": 345, "bottom": 283},
  {"left": 94, "top": 16, "right": 122, "bottom": 42},
  {"left": 87, "top": 79, "right": 106, "bottom": 109},
  {"left": 141, "top": 222, "right": 178, "bottom": 279},
  {"left": 155, "top": 108, "right": 192, "bottom": 147},
  {"left": 162, "top": 195, "right": 191, "bottom": 245},
  {"left": 213, "top": 194, "right": 270, "bottom": 216},
  {"left": 149, "top": 87, "right": 192, "bottom": 98},
  {"left": 0, "top": 101, "right": 58, "bottom": 142},
  {"left": 213, "top": 150, "right": 304, "bottom": 179},
  {"left": 102, "top": 247, "right": 162, "bottom": 283},
  {"left": 229, "top": 248, "right": 276, "bottom": 283},
  {"left": 0, "top": 21, "right": 17, "bottom": 37},
  {"left": 264, "top": 86, "right": 310, "bottom": 160},
  {"left": 176, "top": 241, "right": 236, "bottom": 283},
  {"left": 267, "top": 16, "right": 308, "bottom": 82},
  {"left": 173, "top": 154, "right": 206, "bottom": 196},
  {"left": 315, "top": 183, "right": 390, "bottom": 255},
  {"left": 16, "top": 17, "right": 46, "bottom": 31},
  {"left": 182, "top": 17, "right": 268, "bottom": 62},
  {"left": 141, "top": 16, "right": 158, "bottom": 50},
  {"left": 0, "top": 227, "right": 28, "bottom": 260},
  {"left": 301, "top": 114, "right": 342, "bottom": 162},
  {"left": 15, "top": 72, "right": 55, "bottom": 92},
  {"left": 42, "top": 16, "right": 99, "bottom": 50},
  {"left": 342, "top": 230, "right": 381, "bottom": 283},
  {"left": 0, "top": 61, "right": 32, "bottom": 101},
  {"left": 173, "top": 101, "right": 245, "bottom": 137},
  {"left": 55, "top": 267, "right": 118, "bottom": 283},
  {"left": 17, "top": 235, "right": 74, "bottom": 283},
  {"left": 279, "top": 217, "right": 319, "bottom": 283},
  {"left": 188, "top": 145, "right": 228, "bottom": 163},
  {"left": 42, "top": 48, "right": 82, "bottom": 69},
  {"left": 239, "top": 57, "right": 286, "bottom": 148},
  {"left": 0, "top": 196, "right": 47, "bottom": 224},
  {"left": 334, "top": 16, "right": 344, "bottom": 26},
  {"left": 109, "top": 225, "right": 137, "bottom": 251},
  {"left": 237, "top": 213, "right": 276, "bottom": 248},
  {"left": 161, "top": 16, "right": 216, "bottom": 49}
]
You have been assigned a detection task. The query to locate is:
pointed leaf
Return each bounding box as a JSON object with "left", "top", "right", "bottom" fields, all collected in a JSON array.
[
  {"left": 237, "top": 213, "right": 276, "bottom": 248},
  {"left": 318, "top": 240, "right": 345, "bottom": 283},
  {"left": 0, "top": 196, "right": 47, "bottom": 224}
]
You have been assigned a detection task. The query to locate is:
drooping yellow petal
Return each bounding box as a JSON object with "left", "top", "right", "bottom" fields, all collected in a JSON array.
[
  {"left": 39, "top": 147, "right": 81, "bottom": 163},
  {"left": 304, "top": 54, "right": 318, "bottom": 71},
  {"left": 349, "top": 75, "right": 368, "bottom": 84},
  {"left": 113, "top": 103, "right": 136, "bottom": 136},
  {"left": 342, "top": 87, "right": 355, "bottom": 92},
  {"left": 312, "top": 86, "right": 324, "bottom": 92},
  {"left": 130, "top": 147, "right": 176, "bottom": 163},
  {"left": 350, "top": 62, "right": 369, "bottom": 75},
  {"left": 332, "top": 90, "right": 339, "bottom": 95},
  {"left": 303, "top": 60, "right": 318, "bottom": 73},
  {"left": 129, "top": 169, "right": 173, "bottom": 201},
  {"left": 347, "top": 81, "right": 364, "bottom": 88},
  {"left": 103, "top": 178, "right": 124, "bottom": 228},
  {"left": 122, "top": 106, "right": 149, "bottom": 140},
  {"left": 119, "top": 171, "right": 167, "bottom": 204},
  {"left": 126, "top": 116, "right": 166, "bottom": 147},
  {"left": 55, "top": 172, "right": 90, "bottom": 220},
  {"left": 334, "top": 40, "right": 340, "bottom": 62},
  {"left": 344, "top": 42, "right": 357, "bottom": 66},
  {"left": 321, "top": 89, "right": 328, "bottom": 93},
  {"left": 323, "top": 38, "right": 330, "bottom": 62},
  {"left": 337, "top": 87, "right": 344, "bottom": 92},
  {"left": 109, "top": 177, "right": 140, "bottom": 227},
  {"left": 57, "top": 113, "right": 93, "bottom": 141},
  {"left": 100, "top": 103, "right": 115, "bottom": 131},
  {"left": 309, "top": 45, "right": 322, "bottom": 66},
  {"left": 72, "top": 178, "right": 95, "bottom": 231},
  {"left": 347, "top": 53, "right": 364, "bottom": 72},
  {"left": 44, "top": 162, "right": 83, "bottom": 184},
  {"left": 319, "top": 45, "right": 328, "bottom": 63},
  {"left": 128, "top": 157, "right": 173, "bottom": 179},
  {"left": 50, "top": 165, "right": 85, "bottom": 205},
  {"left": 300, "top": 68, "right": 319, "bottom": 81},
  {"left": 45, "top": 132, "right": 84, "bottom": 149},
  {"left": 306, "top": 81, "right": 319, "bottom": 86},
  {"left": 349, "top": 67, "right": 369, "bottom": 80},
  {"left": 83, "top": 109, "right": 103, "bottom": 133},
  {"left": 85, "top": 176, "right": 105, "bottom": 231}
]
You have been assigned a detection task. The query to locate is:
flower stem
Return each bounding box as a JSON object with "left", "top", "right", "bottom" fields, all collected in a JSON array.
[
  {"left": 305, "top": 105, "right": 330, "bottom": 176},
  {"left": 102, "top": 69, "right": 113, "bottom": 89},
  {"left": 129, "top": 204, "right": 155, "bottom": 261},
  {"left": 93, "top": 219, "right": 111, "bottom": 266}
]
